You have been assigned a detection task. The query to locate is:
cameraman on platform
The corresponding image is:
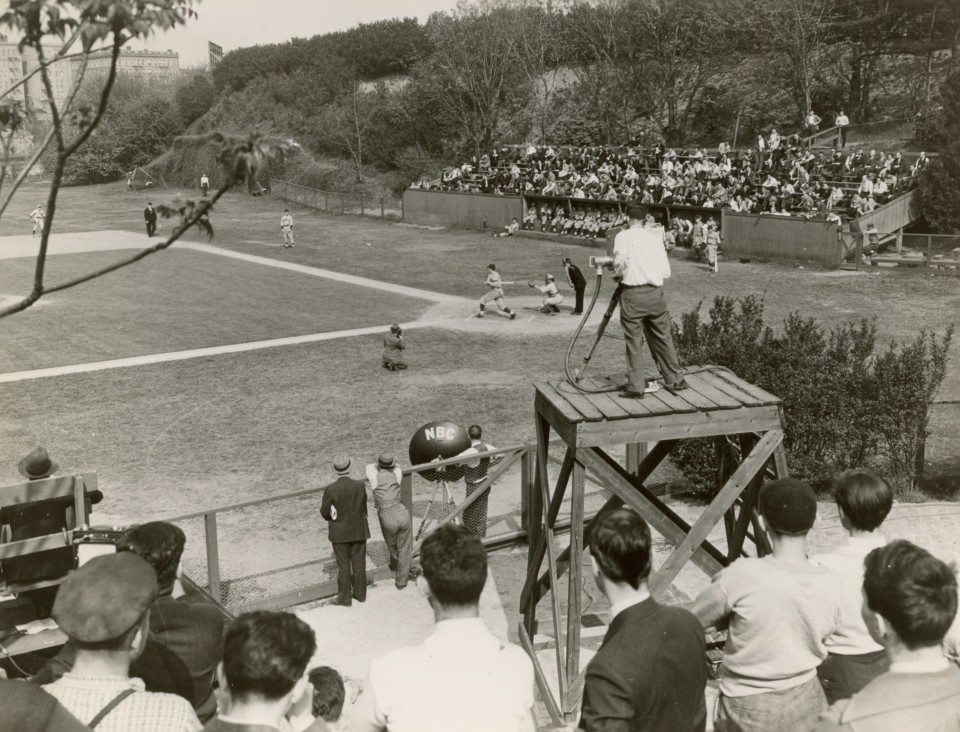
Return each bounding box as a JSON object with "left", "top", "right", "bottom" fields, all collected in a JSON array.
[{"left": 612, "top": 205, "right": 688, "bottom": 399}]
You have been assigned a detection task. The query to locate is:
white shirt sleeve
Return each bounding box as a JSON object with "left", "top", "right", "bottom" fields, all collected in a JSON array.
[{"left": 365, "top": 464, "right": 378, "bottom": 490}]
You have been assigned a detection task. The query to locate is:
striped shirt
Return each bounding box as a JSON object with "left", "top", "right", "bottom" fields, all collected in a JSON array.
[{"left": 45, "top": 673, "right": 201, "bottom": 732}]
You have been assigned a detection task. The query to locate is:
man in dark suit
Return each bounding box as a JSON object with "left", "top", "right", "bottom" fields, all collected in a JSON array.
[
  {"left": 579, "top": 509, "right": 707, "bottom": 732},
  {"left": 563, "top": 256, "right": 587, "bottom": 315},
  {"left": 144, "top": 202, "right": 157, "bottom": 236},
  {"left": 321, "top": 454, "right": 370, "bottom": 607}
]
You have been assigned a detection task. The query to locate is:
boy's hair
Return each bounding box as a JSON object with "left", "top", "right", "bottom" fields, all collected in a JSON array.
[
  {"left": 864, "top": 540, "right": 957, "bottom": 649},
  {"left": 118, "top": 521, "right": 185, "bottom": 593},
  {"left": 222, "top": 611, "right": 316, "bottom": 701},
  {"left": 420, "top": 524, "right": 487, "bottom": 607},
  {"left": 467, "top": 424, "right": 482, "bottom": 440},
  {"left": 308, "top": 666, "right": 345, "bottom": 723},
  {"left": 590, "top": 509, "right": 652, "bottom": 590},
  {"left": 833, "top": 469, "right": 893, "bottom": 532}
]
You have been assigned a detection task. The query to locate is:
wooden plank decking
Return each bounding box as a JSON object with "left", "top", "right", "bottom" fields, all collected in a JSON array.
[{"left": 535, "top": 366, "right": 783, "bottom": 447}]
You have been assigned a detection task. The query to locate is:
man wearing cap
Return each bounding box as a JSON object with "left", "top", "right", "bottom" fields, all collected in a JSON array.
[
  {"left": 477, "top": 264, "right": 517, "bottom": 320},
  {"left": 691, "top": 478, "right": 844, "bottom": 732},
  {"left": 321, "top": 456, "right": 370, "bottom": 607},
  {"left": 381, "top": 324, "right": 407, "bottom": 371},
  {"left": 2, "top": 448, "right": 102, "bottom": 617},
  {"left": 365, "top": 454, "right": 413, "bottom": 590},
  {"left": 528, "top": 274, "right": 563, "bottom": 315},
  {"left": 144, "top": 201, "right": 158, "bottom": 237},
  {"left": 612, "top": 205, "right": 689, "bottom": 399},
  {"left": 43, "top": 553, "right": 202, "bottom": 731},
  {"left": 563, "top": 257, "right": 587, "bottom": 315},
  {"left": 31, "top": 203, "right": 45, "bottom": 236},
  {"left": 281, "top": 208, "right": 295, "bottom": 248}
]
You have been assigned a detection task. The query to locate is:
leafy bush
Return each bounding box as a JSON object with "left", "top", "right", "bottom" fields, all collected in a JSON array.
[{"left": 670, "top": 296, "right": 953, "bottom": 496}]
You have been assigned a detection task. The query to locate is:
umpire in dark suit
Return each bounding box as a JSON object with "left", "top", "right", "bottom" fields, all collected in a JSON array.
[
  {"left": 321, "top": 454, "right": 370, "bottom": 607},
  {"left": 563, "top": 256, "right": 587, "bottom": 315},
  {"left": 144, "top": 202, "right": 157, "bottom": 237},
  {"left": 580, "top": 509, "right": 707, "bottom": 732}
]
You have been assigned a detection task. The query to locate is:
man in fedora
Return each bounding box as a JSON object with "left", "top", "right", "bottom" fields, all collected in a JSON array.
[
  {"left": 321, "top": 455, "right": 370, "bottom": 607},
  {"left": 365, "top": 454, "right": 413, "bottom": 590},
  {"left": 43, "top": 553, "right": 201, "bottom": 731},
  {"left": 2, "top": 448, "right": 101, "bottom": 616}
]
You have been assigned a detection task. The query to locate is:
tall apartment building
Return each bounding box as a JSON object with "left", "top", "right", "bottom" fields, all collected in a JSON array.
[
  {"left": 75, "top": 47, "right": 179, "bottom": 78},
  {"left": 0, "top": 35, "right": 26, "bottom": 107}
]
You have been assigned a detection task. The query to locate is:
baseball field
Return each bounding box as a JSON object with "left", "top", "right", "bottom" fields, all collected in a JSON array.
[{"left": 1, "top": 180, "right": 957, "bottom": 610}]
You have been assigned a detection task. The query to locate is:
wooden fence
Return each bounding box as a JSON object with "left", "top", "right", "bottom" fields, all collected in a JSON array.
[
  {"left": 402, "top": 189, "right": 523, "bottom": 231},
  {"left": 721, "top": 210, "right": 845, "bottom": 267},
  {"left": 272, "top": 180, "right": 400, "bottom": 219}
]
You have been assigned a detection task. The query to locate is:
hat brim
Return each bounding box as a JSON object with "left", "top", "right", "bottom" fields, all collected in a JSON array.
[
  {"left": 377, "top": 461, "right": 395, "bottom": 469},
  {"left": 18, "top": 456, "right": 58, "bottom": 479}
]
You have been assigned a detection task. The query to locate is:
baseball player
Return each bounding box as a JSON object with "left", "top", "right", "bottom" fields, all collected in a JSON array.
[
  {"left": 30, "top": 204, "right": 45, "bottom": 237},
  {"left": 478, "top": 264, "right": 517, "bottom": 319},
  {"left": 280, "top": 208, "right": 294, "bottom": 248},
  {"left": 200, "top": 173, "right": 210, "bottom": 197},
  {"left": 529, "top": 274, "right": 564, "bottom": 315}
]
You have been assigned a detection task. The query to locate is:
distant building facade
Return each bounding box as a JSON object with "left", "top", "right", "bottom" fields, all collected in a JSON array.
[
  {"left": 208, "top": 42, "right": 223, "bottom": 69},
  {"left": 73, "top": 47, "right": 179, "bottom": 79}
]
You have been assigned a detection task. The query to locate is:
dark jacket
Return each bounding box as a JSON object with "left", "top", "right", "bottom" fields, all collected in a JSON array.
[
  {"left": 579, "top": 597, "right": 707, "bottom": 732},
  {"left": 320, "top": 476, "right": 370, "bottom": 544},
  {"left": 565, "top": 262, "right": 587, "bottom": 290},
  {"left": 144, "top": 206, "right": 157, "bottom": 224}
]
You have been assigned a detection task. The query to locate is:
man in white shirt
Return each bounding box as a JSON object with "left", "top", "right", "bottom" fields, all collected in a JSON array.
[
  {"left": 612, "top": 205, "right": 688, "bottom": 399},
  {"left": 835, "top": 111, "right": 850, "bottom": 147},
  {"left": 528, "top": 274, "right": 563, "bottom": 314},
  {"left": 814, "top": 541, "right": 960, "bottom": 732},
  {"left": 811, "top": 469, "right": 893, "bottom": 704},
  {"left": 805, "top": 110, "right": 823, "bottom": 136},
  {"left": 351, "top": 524, "right": 536, "bottom": 732}
]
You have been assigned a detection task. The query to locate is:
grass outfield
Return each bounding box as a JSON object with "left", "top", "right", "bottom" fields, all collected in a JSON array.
[{"left": 0, "top": 247, "right": 429, "bottom": 371}]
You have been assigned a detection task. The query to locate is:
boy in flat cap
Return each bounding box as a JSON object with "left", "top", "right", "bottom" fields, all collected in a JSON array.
[
  {"left": 321, "top": 455, "right": 370, "bottom": 607},
  {"left": 43, "top": 552, "right": 202, "bottom": 731},
  {"left": 691, "top": 478, "right": 844, "bottom": 732}
]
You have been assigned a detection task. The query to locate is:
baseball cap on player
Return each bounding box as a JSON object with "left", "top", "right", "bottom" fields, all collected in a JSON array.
[
  {"left": 562, "top": 257, "right": 572, "bottom": 264},
  {"left": 546, "top": 274, "right": 554, "bottom": 281},
  {"left": 390, "top": 324, "right": 401, "bottom": 333}
]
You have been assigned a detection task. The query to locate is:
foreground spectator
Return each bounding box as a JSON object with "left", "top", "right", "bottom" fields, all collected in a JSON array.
[
  {"left": 0, "top": 671, "right": 90, "bottom": 732},
  {"left": 43, "top": 553, "right": 201, "bottom": 731},
  {"left": 814, "top": 541, "right": 960, "bottom": 731},
  {"left": 118, "top": 522, "right": 228, "bottom": 722},
  {"left": 351, "top": 524, "right": 535, "bottom": 732},
  {"left": 579, "top": 509, "right": 706, "bottom": 732},
  {"left": 691, "top": 478, "right": 842, "bottom": 732},
  {"left": 309, "top": 667, "right": 346, "bottom": 730},
  {"left": 205, "top": 611, "right": 326, "bottom": 731},
  {"left": 811, "top": 470, "right": 893, "bottom": 703}
]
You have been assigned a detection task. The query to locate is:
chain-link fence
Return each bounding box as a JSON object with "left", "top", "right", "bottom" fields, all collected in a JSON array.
[{"left": 271, "top": 179, "right": 402, "bottom": 220}]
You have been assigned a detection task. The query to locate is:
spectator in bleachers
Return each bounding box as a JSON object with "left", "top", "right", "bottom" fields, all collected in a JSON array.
[
  {"left": 836, "top": 111, "right": 850, "bottom": 147},
  {"left": 814, "top": 540, "right": 960, "bottom": 731},
  {"left": 811, "top": 470, "right": 893, "bottom": 705},
  {"left": 691, "top": 478, "right": 843, "bottom": 732},
  {"left": 578, "top": 509, "right": 707, "bottom": 732},
  {"left": 205, "top": 610, "right": 325, "bottom": 731},
  {"left": 44, "top": 553, "right": 202, "bottom": 731},
  {"left": 351, "top": 523, "right": 535, "bottom": 732}
]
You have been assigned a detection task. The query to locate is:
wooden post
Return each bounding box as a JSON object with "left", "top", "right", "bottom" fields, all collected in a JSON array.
[
  {"left": 732, "top": 109, "right": 742, "bottom": 150},
  {"left": 896, "top": 231, "right": 903, "bottom": 255},
  {"left": 926, "top": 235, "right": 932, "bottom": 268},
  {"left": 855, "top": 232, "right": 863, "bottom": 271},
  {"left": 626, "top": 442, "right": 647, "bottom": 476},
  {"left": 204, "top": 512, "right": 221, "bottom": 603},
  {"left": 325, "top": 192, "right": 329, "bottom": 211},
  {"left": 520, "top": 445, "right": 533, "bottom": 536},
  {"left": 360, "top": 196, "right": 365, "bottom": 216},
  {"left": 381, "top": 198, "right": 385, "bottom": 218},
  {"left": 564, "top": 456, "right": 585, "bottom": 716}
]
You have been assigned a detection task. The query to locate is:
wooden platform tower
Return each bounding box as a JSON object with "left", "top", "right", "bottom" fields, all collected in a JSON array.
[{"left": 518, "top": 366, "right": 789, "bottom": 724}]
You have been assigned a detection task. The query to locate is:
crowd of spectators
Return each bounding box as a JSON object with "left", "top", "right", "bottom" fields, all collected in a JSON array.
[
  {"left": 414, "top": 137, "right": 928, "bottom": 241},
  {"left": 3, "top": 458, "right": 960, "bottom": 732}
]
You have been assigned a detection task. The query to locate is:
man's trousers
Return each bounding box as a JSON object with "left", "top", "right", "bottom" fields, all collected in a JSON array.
[
  {"left": 573, "top": 287, "right": 585, "bottom": 314},
  {"left": 377, "top": 504, "right": 412, "bottom": 589},
  {"left": 332, "top": 540, "right": 367, "bottom": 605},
  {"left": 619, "top": 284, "right": 685, "bottom": 392},
  {"left": 463, "top": 483, "right": 490, "bottom": 538}
]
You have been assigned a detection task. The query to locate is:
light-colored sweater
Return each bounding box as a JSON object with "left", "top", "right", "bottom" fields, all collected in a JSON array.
[
  {"left": 811, "top": 532, "right": 887, "bottom": 656},
  {"left": 691, "top": 556, "right": 843, "bottom": 697}
]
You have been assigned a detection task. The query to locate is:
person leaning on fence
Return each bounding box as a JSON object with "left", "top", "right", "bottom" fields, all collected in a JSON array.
[
  {"left": 811, "top": 469, "right": 893, "bottom": 705},
  {"left": 365, "top": 454, "right": 413, "bottom": 590},
  {"left": 454, "top": 425, "right": 505, "bottom": 539}
]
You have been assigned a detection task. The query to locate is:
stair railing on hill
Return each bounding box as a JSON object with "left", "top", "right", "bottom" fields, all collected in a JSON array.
[
  {"left": 271, "top": 179, "right": 401, "bottom": 220},
  {"left": 159, "top": 443, "right": 627, "bottom": 613}
]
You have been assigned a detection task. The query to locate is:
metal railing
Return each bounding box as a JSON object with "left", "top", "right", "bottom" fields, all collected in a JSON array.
[
  {"left": 159, "top": 441, "right": 656, "bottom": 614},
  {"left": 271, "top": 179, "right": 402, "bottom": 220},
  {"left": 843, "top": 230, "right": 960, "bottom": 272}
]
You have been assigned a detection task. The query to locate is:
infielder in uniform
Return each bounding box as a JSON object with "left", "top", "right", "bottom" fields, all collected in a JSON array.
[
  {"left": 529, "top": 275, "right": 564, "bottom": 315},
  {"left": 563, "top": 257, "right": 587, "bottom": 315},
  {"left": 30, "top": 204, "right": 45, "bottom": 237},
  {"left": 280, "top": 208, "right": 295, "bottom": 248},
  {"left": 478, "top": 264, "right": 517, "bottom": 319}
]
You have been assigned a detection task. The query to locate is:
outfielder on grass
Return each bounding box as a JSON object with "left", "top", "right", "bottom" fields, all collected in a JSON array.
[
  {"left": 280, "top": 208, "right": 295, "bottom": 248},
  {"left": 478, "top": 264, "right": 517, "bottom": 320}
]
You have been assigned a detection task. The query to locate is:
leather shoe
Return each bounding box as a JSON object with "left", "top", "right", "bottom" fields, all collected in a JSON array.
[
  {"left": 618, "top": 389, "right": 646, "bottom": 399},
  {"left": 329, "top": 598, "right": 352, "bottom": 607}
]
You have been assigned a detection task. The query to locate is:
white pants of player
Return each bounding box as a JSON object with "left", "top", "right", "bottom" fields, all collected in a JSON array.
[
  {"left": 481, "top": 288, "right": 505, "bottom": 307},
  {"left": 542, "top": 293, "right": 564, "bottom": 307},
  {"left": 282, "top": 229, "right": 294, "bottom": 245}
]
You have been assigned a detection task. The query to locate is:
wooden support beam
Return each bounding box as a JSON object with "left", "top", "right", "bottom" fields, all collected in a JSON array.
[
  {"left": 519, "top": 622, "right": 562, "bottom": 727},
  {"left": 524, "top": 440, "right": 678, "bottom": 608},
  {"left": 650, "top": 430, "right": 783, "bottom": 594},
  {"left": 564, "top": 456, "right": 585, "bottom": 714}
]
